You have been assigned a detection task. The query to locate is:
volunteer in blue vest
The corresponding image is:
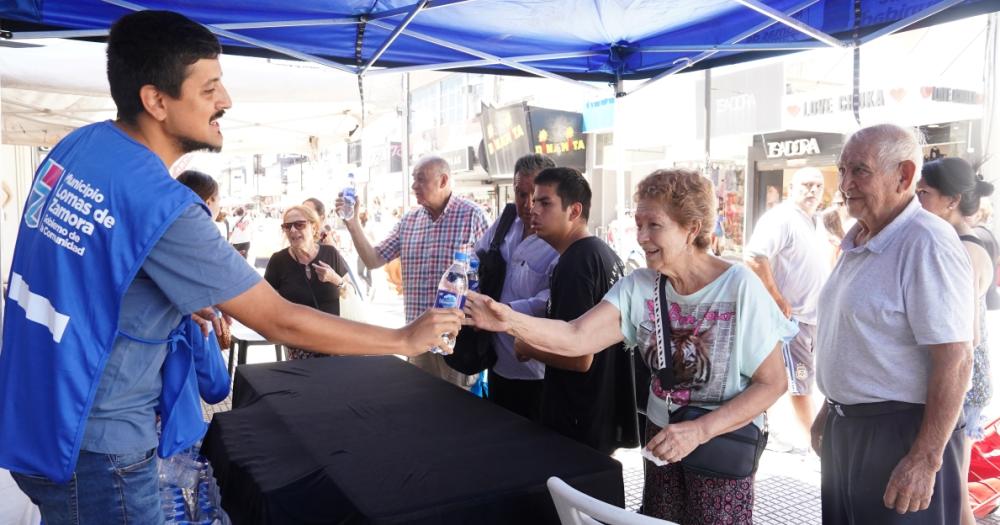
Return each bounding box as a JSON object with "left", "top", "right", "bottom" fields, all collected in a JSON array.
[{"left": 0, "top": 11, "right": 461, "bottom": 525}]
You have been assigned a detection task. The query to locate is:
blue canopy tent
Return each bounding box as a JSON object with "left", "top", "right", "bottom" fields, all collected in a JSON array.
[{"left": 2, "top": 0, "right": 997, "bottom": 96}]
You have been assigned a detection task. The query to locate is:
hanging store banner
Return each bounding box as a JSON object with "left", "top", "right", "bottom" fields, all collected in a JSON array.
[
  {"left": 527, "top": 107, "right": 586, "bottom": 171},
  {"left": 696, "top": 62, "right": 784, "bottom": 139},
  {"left": 480, "top": 102, "right": 531, "bottom": 176}
]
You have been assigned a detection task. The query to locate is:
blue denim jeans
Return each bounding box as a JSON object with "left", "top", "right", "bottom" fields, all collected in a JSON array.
[{"left": 12, "top": 448, "right": 163, "bottom": 525}]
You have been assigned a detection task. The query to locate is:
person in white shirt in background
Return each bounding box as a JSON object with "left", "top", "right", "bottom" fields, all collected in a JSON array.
[
  {"left": 744, "top": 167, "right": 830, "bottom": 450},
  {"left": 229, "top": 206, "right": 253, "bottom": 259}
]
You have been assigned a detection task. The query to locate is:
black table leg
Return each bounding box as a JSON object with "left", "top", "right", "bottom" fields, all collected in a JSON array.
[{"left": 227, "top": 341, "right": 236, "bottom": 377}]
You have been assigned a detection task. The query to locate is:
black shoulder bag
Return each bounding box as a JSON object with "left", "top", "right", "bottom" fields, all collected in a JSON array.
[
  {"left": 653, "top": 274, "right": 768, "bottom": 479},
  {"left": 444, "top": 204, "right": 518, "bottom": 375}
]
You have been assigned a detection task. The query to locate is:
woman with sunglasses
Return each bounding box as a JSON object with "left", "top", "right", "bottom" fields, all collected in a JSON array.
[
  {"left": 265, "top": 205, "right": 352, "bottom": 359},
  {"left": 465, "top": 169, "right": 796, "bottom": 524}
]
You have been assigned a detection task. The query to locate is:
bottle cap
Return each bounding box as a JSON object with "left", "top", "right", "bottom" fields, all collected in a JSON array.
[
  {"left": 469, "top": 259, "right": 480, "bottom": 269},
  {"left": 453, "top": 251, "right": 468, "bottom": 262}
]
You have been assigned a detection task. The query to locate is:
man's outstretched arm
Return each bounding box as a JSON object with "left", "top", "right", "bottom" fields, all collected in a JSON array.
[{"left": 219, "top": 281, "right": 461, "bottom": 357}]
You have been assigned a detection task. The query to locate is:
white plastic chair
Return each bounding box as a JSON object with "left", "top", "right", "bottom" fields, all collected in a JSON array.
[{"left": 546, "top": 477, "right": 677, "bottom": 525}]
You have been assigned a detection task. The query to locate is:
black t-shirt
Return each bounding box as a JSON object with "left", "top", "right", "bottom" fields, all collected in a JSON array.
[
  {"left": 264, "top": 245, "right": 349, "bottom": 315},
  {"left": 542, "top": 236, "right": 635, "bottom": 454}
]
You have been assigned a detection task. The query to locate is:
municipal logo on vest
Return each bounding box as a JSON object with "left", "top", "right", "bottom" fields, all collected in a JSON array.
[{"left": 24, "top": 159, "right": 66, "bottom": 229}]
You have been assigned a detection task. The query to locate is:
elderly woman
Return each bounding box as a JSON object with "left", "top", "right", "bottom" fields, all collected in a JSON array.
[
  {"left": 466, "top": 169, "right": 796, "bottom": 524},
  {"left": 265, "top": 205, "right": 352, "bottom": 360},
  {"left": 916, "top": 157, "right": 995, "bottom": 525}
]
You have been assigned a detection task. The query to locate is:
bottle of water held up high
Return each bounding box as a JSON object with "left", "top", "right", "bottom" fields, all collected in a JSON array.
[
  {"left": 338, "top": 172, "right": 356, "bottom": 220},
  {"left": 430, "top": 251, "right": 468, "bottom": 355}
]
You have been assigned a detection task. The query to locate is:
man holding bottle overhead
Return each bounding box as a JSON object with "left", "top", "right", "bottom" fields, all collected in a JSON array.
[{"left": 339, "top": 156, "right": 488, "bottom": 388}]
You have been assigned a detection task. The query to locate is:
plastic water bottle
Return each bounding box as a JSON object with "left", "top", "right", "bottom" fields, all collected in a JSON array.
[
  {"left": 430, "top": 251, "right": 468, "bottom": 355},
  {"left": 339, "top": 173, "right": 357, "bottom": 220},
  {"left": 467, "top": 256, "right": 480, "bottom": 293},
  {"left": 461, "top": 256, "right": 479, "bottom": 309}
]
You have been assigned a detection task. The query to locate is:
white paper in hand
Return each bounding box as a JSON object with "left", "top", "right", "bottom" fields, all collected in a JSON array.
[{"left": 640, "top": 447, "right": 669, "bottom": 467}]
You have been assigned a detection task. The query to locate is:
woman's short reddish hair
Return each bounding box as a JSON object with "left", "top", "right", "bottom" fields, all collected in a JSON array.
[{"left": 634, "top": 169, "right": 716, "bottom": 250}]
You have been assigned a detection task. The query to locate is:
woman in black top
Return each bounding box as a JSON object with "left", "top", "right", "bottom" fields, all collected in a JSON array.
[{"left": 265, "top": 205, "right": 351, "bottom": 359}]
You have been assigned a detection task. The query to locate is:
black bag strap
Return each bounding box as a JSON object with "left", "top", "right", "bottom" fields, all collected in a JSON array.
[
  {"left": 960, "top": 234, "right": 988, "bottom": 250},
  {"left": 974, "top": 226, "right": 999, "bottom": 263},
  {"left": 655, "top": 275, "right": 676, "bottom": 389},
  {"left": 491, "top": 203, "right": 518, "bottom": 251}
]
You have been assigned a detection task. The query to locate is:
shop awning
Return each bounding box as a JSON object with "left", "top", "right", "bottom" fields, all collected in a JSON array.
[{"left": 3, "top": 0, "right": 997, "bottom": 95}]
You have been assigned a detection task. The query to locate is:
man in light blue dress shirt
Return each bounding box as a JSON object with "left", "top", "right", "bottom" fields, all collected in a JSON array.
[{"left": 475, "top": 154, "right": 559, "bottom": 421}]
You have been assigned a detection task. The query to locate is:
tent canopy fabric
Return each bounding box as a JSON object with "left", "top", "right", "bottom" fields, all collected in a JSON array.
[{"left": 3, "top": 0, "right": 997, "bottom": 89}]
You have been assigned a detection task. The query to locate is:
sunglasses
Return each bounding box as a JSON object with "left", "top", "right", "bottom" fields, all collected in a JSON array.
[{"left": 281, "top": 221, "right": 309, "bottom": 232}]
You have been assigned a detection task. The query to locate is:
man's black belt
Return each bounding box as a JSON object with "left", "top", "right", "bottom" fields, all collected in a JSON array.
[{"left": 827, "top": 399, "right": 923, "bottom": 418}]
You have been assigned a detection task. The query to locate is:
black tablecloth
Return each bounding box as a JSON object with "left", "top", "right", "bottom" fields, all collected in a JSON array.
[{"left": 202, "top": 356, "right": 624, "bottom": 524}]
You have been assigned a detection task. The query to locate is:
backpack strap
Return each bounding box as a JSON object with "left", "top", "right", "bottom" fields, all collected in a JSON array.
[{"left": 491, "top": 203, "right": 518, "bottom": 250}]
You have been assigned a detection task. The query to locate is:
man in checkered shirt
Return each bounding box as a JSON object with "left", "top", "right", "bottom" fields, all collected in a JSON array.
[{"left": 340, "top": 156, "right": 488, "bottom": 388}]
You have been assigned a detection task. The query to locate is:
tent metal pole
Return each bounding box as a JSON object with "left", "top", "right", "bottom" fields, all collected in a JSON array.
[
  {"left": 214, "top": 18, "right": 358, "bottom": 30},
  {"left": 641, "top": 42, "right": 826, "bottom": 52},
  {"left": 365, "top": 50, "right": 603, "bottom": 76},
  {"left": 630, "top": 0, "right": 819, "bottom": 95},
  {"left": 2, "top": 100, "right": 102, "bottom": 126},
  {"left": 99, "top": 0, "right": 358, "bottom": 74},
  {"left": 370, "top": 0, "right": 477, "bottom": 21},
  {"left": 368, "top": 59, "right": 500, "bottom": 75},
  {"left": 367, "top": 19, "right": 600, "bottom": 91},
  {"left": 210, "top": 27, "right": 358, "bottom": 74},
  {"left": 704, "top": 68, "right": 711, "bottom": 171},
  {"left": 731, "top": 0, "right": 846, "bottom": 48},
  {"left": 94, "top": 0, "right": 475, "bottom": 31},
  {"left": 360, "top": 0, "right": 429, "bottom": 75},
  {"left": 402, "top": 73, "right": 411, "bottom": 210},
  {"left": 859, "top": 0, "right": 965, "bottom": 44},
  {"left": 11, "top": 29, "right": 110, "bottom": 39}
]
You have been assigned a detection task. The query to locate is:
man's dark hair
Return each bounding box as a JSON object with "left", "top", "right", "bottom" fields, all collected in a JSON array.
[
  {"left": 107, "top": 11, "right": 221, "bottom": 124},
  {"left": 514, "top": 154, "right": 556, "bottom": 177},
  {"left": 176, "top": 170, "right": 218, "bottom": 203},
  {"left": 534, "top": 167, "right": 591, "bottom": 221},
  {"left": 303, "top": 197, "right": 326, "bottom": 218}
]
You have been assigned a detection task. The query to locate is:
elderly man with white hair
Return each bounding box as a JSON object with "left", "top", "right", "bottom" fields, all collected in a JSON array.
[
  {"left": 338, "top": 156, "right": 488, "bottom": 388},
  {"left": 745, "top": 166, "right": 829, "bottom": 450},
  {"left": 811, "top": 124, "right": 973, "bottom": 523}
]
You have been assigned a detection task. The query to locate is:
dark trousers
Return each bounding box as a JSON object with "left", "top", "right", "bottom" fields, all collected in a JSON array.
[
  {"left": 487, "top": 371, "right": 543, "bottom": 423},
  {"left": 821, "top": 401, "right": 963, "bottom": 524}
]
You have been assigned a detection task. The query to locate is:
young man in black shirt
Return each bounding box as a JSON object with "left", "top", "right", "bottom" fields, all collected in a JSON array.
[{"left": 515, "top": 167, "right": 635, "bottom": 454}]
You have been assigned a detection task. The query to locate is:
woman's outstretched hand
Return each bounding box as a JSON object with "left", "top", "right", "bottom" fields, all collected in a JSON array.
[{"left": 463, "top": 291, "right": 513, "bottom": 334}]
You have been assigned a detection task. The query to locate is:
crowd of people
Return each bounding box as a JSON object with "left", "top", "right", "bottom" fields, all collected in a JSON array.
[{"left": 0, "top": 9, "right": 998, "bottom": 525}]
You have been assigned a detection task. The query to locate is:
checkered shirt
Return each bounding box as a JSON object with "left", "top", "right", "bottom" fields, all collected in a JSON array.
[{"left": 375, "top": 195, "right": 488, "bottom": 322}]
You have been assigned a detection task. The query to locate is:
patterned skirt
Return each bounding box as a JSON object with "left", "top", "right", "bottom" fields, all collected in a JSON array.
[{"left": 641, "top": 422, "right": 755, "bottom": 525}]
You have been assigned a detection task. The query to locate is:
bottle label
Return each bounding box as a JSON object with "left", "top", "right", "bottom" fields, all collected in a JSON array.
[
  {"left": 434, "top": 290, "right": 461, "bottom": 309},
  {"left": 468, "top": 278, "right": 479, "bottom": 292}
]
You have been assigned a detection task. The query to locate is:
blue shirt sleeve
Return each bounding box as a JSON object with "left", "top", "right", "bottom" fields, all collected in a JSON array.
[{"left": 141, "top": 205, "right": 261, "bottom": 314}]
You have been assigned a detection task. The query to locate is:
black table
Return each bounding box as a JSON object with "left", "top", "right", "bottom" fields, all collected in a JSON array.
[{"left": 202, "top": 356, "right": 624, "bottom": 524}]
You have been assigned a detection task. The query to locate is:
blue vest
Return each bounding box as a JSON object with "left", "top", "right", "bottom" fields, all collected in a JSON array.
[{"left": 0, "top": 121, "right": 201, "bottom": 482}]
